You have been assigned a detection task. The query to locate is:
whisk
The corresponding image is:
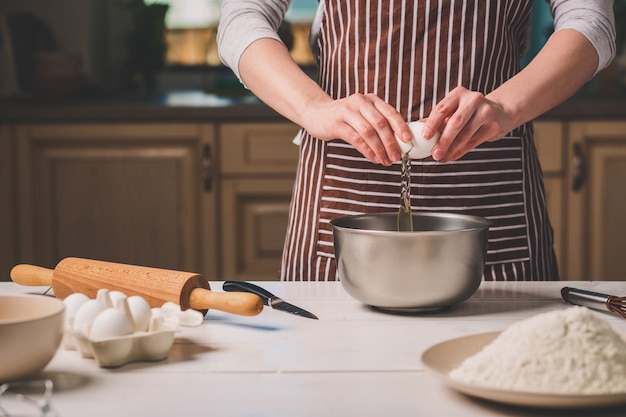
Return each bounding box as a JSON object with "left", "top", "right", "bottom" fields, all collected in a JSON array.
[{"left": 561, "top": 287, "right": 626, "bottom": 320}]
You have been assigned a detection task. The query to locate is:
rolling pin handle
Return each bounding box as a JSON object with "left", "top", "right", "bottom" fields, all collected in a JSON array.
[
  {"left": 188, "top": 288, "right": 264, "bottom": 316},
  {"left": 10, "top": 264, "right": 54, "bottom": 287}
]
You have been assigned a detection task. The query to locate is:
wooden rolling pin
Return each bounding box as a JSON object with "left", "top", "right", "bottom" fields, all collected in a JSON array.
[{"left": 10, "top": 257, "right": 264, "bottom": 317}]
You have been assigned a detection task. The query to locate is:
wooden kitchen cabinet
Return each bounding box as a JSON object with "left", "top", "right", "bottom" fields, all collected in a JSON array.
[
  {"left": 6, "top": 117, "right": 625, "bottom": 283},
  {"left": 6, "top": 121, "right": 299, "bottom": 283},
  {"left": 14, "top": 123, "right": 218, "bottom": 279},
  {"left": 565, "top": 121, "right": 626, "bottom": 281},
  {"left": 534, "top": 120, "right": 626, "bottom": 281},
  {"left": 213, "top": 120, "right": 567, "bottom": 281},
  {"left": 219, "top": 123, "right": 300, "bottom": 281}
]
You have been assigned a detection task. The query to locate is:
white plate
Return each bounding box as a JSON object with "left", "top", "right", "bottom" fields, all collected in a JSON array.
[{"left": 421, "top": 332, "right": 626, "bottom": 409}]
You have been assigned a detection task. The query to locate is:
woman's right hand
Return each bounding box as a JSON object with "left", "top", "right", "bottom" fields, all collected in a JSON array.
[
  {"left": 299, "top": 93, "right": 413, "bottom": 166},
  {"left": 235, "top": 39, "right": 411, "bottom": 165}
]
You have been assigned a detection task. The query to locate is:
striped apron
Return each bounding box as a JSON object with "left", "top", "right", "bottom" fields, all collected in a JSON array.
[{"left": 280, "top": 0, "right": 559, "bottom": 282}]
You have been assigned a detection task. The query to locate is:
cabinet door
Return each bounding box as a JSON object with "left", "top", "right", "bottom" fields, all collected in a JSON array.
[
  {"left": 221, "top": 178, "right": 295, "bottom": 281},
  {"left": 219, "top": 123, "right": 300, "bottom": 281},
  {"left": 533, "top": 121, "right": 564, "bottom": 276},
  {"left": 566, "top": 121, "right": 626, "bottom": 281},
  {"left": 16, "top": 123, "right": 217, "bottom": 278}
]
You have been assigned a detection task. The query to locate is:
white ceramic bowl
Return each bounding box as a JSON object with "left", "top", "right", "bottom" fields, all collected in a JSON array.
[{"left": 0, "top": 294, "right": 65, "bottom": 382}]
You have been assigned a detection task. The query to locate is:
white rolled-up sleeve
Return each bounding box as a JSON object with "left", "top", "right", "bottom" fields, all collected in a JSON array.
[
  {"left": 550, "top": 0, "right": 616, "bottom": 75},
  {"left": 217, "top": 0, "right": 290, "bottom": 81}
]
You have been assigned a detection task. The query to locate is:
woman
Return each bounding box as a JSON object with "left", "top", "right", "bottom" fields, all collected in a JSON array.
[{"left": 218, "top": 0, "right": 615, "bottom": 281}]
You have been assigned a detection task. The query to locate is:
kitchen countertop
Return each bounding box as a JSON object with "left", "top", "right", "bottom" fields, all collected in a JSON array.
[
  {"left": 3, "top": 280, "right": 626, "bottom": 417},
  {"left": 1, "top": 90, "right": 625, "bottom": 123},
  {"left": 0, "top": 91, "right": 285, "bottom": 123}
]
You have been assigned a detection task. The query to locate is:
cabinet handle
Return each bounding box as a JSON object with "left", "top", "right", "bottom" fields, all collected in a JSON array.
[
  {"left": 572, "top": 142, "right": 586, "bottom": 192},
  {"left": 202, "top": 144, "right": 213, "bottom": 192}
]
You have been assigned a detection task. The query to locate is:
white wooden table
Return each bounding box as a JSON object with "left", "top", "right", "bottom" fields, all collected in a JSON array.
[{"left": 3, "top": 280, "right": 626, "bottom": 417}]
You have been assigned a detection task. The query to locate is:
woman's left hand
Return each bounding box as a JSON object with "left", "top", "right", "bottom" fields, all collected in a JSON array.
[{"left": 422, "top": 86, "right": 516, "bottom": 163}]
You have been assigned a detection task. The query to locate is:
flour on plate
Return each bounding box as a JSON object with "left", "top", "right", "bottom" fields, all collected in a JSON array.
[{"left": 449, "top": 306, "right": 626, "bottom": 394}]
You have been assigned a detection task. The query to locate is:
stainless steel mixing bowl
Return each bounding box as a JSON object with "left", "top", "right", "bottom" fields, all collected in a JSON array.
[{"left": 330, "top": 212, "right": 490, "bottom": 312}]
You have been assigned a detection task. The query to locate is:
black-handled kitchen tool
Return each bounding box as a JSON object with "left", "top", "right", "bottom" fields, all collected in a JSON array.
[
  {"left": 561, "top": 287, "right": 626, "bottom": 320},
  {"left": 223, "top": 281, "right": 319, "bottom": 320}
]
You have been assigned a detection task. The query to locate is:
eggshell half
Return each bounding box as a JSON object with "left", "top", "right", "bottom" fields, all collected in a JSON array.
[{"left": 396, "top": 121, "right": 440, "bottom": 159}]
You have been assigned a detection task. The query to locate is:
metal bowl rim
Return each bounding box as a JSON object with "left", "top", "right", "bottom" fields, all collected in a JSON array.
[{"left": 329, "top": 212, "right": 492, "bottom": 235}]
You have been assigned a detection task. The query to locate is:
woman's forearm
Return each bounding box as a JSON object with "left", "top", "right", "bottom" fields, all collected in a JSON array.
[
  {"left": 426, "top": 29, "right": 603, "bottom": 162},
  {"left": 486, "top": 29, "right": 599, "bottom": 128},
  {"left": 238, "top": 38, "right": 413, "bottom": 165},
  {"left": 238, "top": 38, "right": 332, "bottom": 126},
  {"left": 243, "top": 29, "right": 598, "bottom": 131}
]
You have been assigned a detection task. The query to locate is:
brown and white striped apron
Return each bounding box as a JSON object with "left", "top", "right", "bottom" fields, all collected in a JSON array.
[{"left": 280, "top": 0, "right": 559, "bottom": 282}]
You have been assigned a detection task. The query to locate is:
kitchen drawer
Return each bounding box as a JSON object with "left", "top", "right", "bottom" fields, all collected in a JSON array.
[{"left": 219, "top": 123, "right": 300, "bottom": 175}]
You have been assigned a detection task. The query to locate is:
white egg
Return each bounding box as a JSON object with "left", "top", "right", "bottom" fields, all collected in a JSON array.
[
  {"left": 89, "top": 308, "right": 134, "bottom": 340},
  {"left": 62, "top": 293, "right": 90, "bottom": 325},
  {"left": 126, "top": 296, "right": 152, "bottom": 332},
  {"left": 396, "top": 121, "right": 440, "bottom": 159},
  {"left": 73, "top": 299, "right": 107, "bottom": 336}
]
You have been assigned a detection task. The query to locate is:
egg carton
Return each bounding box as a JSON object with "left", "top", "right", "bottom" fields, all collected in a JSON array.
[{"left": 62, "top": 289, "right": 204, "bottom": 368}]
